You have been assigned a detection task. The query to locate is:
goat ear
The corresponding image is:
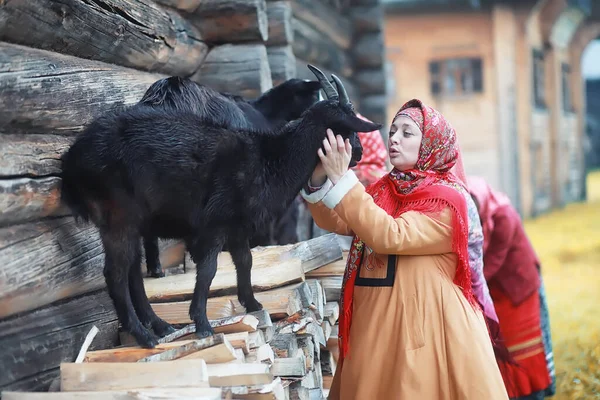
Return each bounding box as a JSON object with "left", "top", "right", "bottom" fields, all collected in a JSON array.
[
  {"left": 342, "top": 114, "right": 383, "bottom": 133},
  {"left": 304, "top": 81, "right": 322, "bottom": 92}
]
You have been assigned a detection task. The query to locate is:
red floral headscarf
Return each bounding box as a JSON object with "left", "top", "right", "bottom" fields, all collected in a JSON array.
[{"left": 338, "top": 99, "right": 477, "bottom": 362}]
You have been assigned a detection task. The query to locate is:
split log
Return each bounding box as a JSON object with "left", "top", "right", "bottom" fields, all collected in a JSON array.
[
  {"left": 295, "top": 60, "right": 359, "bottom": 106},
  {"left": 191, "top": 44, "right": 273, "bottom": 98},
  {"left": 267, "top": 1, "right": 294, "bottom": 46},
  {"left": 288, "top": 381, "right": 310, "bottom": 400},
  {"left": 352, "top": 32, "right": 385, "bottom": 69},
  {"left": 318, "top": 277, "right": 343, "bottom": 303},
  {"left": 268, "top": 46, "right": 297, "bottom": 86},
  {"left": 0, "top": 177, "right": 67, "bottom": 227},
  {"left": 291, "top": 0, "right": 352, "bottom": 49},
  {"left": 212, "top": 315, "right": 259, "bottom": 334},
  {"left": 224, "top": 378, "right": 286, "bottom": 399},
  {"left": 0, "top": 0, "right": 207, "bottom": 76},
  {"left": 245, "top": 343, "right": 275, "bottom": 364},
  {"left": 207, "top": 363, "right": 273, "bottom": 387},
  {"left": 152, "top": 282, "right": 310, "bottom": 323},
  {"left": 1, "top": 389, "right": 223, "bottom": 400},
  {"left": 270, "top": 333, "right": 298, "bottom": 358},
  {"left": 223, "top": 332, "right": 250, "bottom": 354},
  {"left": 292, "top": 18, "right": 353, "bottom": 78},
  {"left": 305, "top": 259, "right": 345, "bottom": 278},
  {"left": 324, "top": 302, "right": 340, "bottom": 325},
  {"left": 60, "top": 359, "right": 209, "bottom": 391},
  {"left": 272, "top": 351, "right": 307, "bottom": 377},
  {"left": 249, "top": 309, "right": 275, "bottom": 343},
  {"left": 0, "top": 290, "right": 118, "bottom": 392},
  {"left": 291, "top": 234, "right": 343, "bottom": 274},
  {"left": 0, "top": 42, "right": 163, "bottom": 136},
  {"left": 354, "top": 68, "right": 387, "bottom": 96},
  {"left": 144, "top": 247, "right": 304, "bottom": 302},
  {"left": 349, "top": 5, "right": 384, "bottom": 34},
  {"left": 0, "top": 134, "right": 73, "bottom": 177},
  {"left": 180, "top": 340, "right": 238, "bottom": 364},
  {"left": 248, "top": 330, "right": 267, "bottom": 349},
  {"left": 297, "top": 337, "right": 315, "bottom": 371}
]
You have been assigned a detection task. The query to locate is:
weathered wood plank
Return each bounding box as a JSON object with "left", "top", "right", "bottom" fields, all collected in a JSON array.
[
  {"left": 291, "top": 0, "right": 351, "bottom": 49},
  {"left": 267, "top": 46, "right": 296, "bottom": 86},
  {"left": 354, "top": 68, "right": 387, "bottom": 96},
  {"left": 0, "top": 134, "right": 73, "bottom": 177},
  {"left": 60, "top": 359, "right": 209, "bottom": 391},
  {"left": 2, "top": 389, "right": 223, "bottom": 400},
  {"left": 292, "top": 18, "right": 352, "bottom": 78},
  {"left": 191, "top": 44, "right": 273, "bottom": 98},
  {"left": 349, "top": 5, "right": 383, "bottom": 34},
  {"left": 295, "top": 60, "right": 358, "bottom": 106},
  {"left": 0, "top": 290, "right": 118, "bottom": 392},
  {"left": 206, "top": 363, "right": 273, "bottom": 387},
  {"left": 186, "top": 0, "right": 269, "bottom": 44},
  {"left": 0, "top": 42, "right": 163, "bottom": 136},
  {"left": 0, "top": 0, "right": 207, "bottom": 76},
  {"left": 0, "top": 177, "right": 67, "bottom": 227},
  {"left": 352, "top": 32, "right": 385, "bottom": 69},
  {"left": 267, "top": 1, "right": 293, "bottom": 45}
]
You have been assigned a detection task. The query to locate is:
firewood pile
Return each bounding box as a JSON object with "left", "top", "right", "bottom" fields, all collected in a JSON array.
[{"left": 2, "top": 234, "right": 346, "bottom": 400}]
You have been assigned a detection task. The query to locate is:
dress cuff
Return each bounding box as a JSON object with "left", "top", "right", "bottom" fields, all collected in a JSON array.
[
  {"left": 322, "top": 170, "right": 360, "bottom": 209},
  {"left": 300, "top": 178, "right": 333, "bottom": 204}
]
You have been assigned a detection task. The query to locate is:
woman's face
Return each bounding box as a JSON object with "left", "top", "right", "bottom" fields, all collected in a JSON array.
[{"left": 388, "top": 115, "right": 423, "bottom": 171}]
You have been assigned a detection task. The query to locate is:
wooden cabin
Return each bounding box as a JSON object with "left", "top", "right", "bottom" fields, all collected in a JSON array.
[
  {"left": 0, "top": 0, "right": 386, "bottom": 394},
  {"left": 383, "top": 0, "right": 600, "bottom": 217}
]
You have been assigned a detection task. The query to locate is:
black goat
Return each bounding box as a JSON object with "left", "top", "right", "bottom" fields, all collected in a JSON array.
[
  {"left": 136, "top": 76, "right": 323, "bottom": 277},
  {"left": 60, "top": 65, "right": 380, "bottom": 348}
]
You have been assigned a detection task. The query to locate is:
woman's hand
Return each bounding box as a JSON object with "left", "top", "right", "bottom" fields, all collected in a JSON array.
[{"left": 318, "top": 129, "right": 352, "bottom": 184}]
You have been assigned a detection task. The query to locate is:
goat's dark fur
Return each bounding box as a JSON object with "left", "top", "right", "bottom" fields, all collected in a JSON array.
[
  {"left": 135, "top": 76, "right": 326, "bottom": 277},
  {"left": 60, "top": 72, "right": 380, "bottom": 348}
]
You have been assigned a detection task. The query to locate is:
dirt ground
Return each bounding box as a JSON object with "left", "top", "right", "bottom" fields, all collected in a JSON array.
[{"left": 523, "top": 170, "right": 600, "bottom": 399}]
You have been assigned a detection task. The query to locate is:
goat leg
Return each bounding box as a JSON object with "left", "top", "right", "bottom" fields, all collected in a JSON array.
[
  {"left": 129, "top": 253, "right": 175, "bottom": 337},
  {"left": 101, "top": 229, "right": 159, "bottom": 348},
  {"left": 187, "top": 235, "right": 224, "bottom": 338},
  {"left": 144, "top": 235, "right": 164, "bottom": 278},
  {"left": 229, "top": 235, "right": 263, "bottom": 312}
]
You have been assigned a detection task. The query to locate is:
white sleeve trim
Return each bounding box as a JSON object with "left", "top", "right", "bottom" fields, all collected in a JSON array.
[
  {"left": 323, "top": 170, "right": 359, "bottom": 209},
  {"left": 300, "top": 179, "right": 333, "bottom": 204}
]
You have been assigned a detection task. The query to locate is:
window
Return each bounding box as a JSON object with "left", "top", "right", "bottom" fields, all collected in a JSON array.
[
  {"left": 532, "top": 49, "right": 546, "bottom": 109},
  {"left": 429, "top": 57, "right": 483, "bottom": 97},
  {"left": 562, "top": 63, "right": 573, "bottom": 113}
]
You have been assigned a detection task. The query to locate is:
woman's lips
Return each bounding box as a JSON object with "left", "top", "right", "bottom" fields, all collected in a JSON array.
[{"left": 389, "top": 148, "right": 400, "bottom": 156}]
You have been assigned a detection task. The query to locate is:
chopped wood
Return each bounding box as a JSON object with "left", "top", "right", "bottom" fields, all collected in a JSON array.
[
  {"left": 352, "top": 31, "right": 385, "bottom": 69},
  {"left": 74, "top": 326, "right": 99, "bottom": 363},
  {"left": 248, "top": 329, "right": 267, "bottom": 349},
  {"left": 287, "top": 381, "right": 310, "bottom": 400},
  {"left": 192, "top": 44, "right": 272, "bottom": 99},
  {"left": 305, "top": 260, "right": 345, "bottom": 278},
  {"left": 0, "top": 0, "right": 208, "bottom": 75},
  {"left": 320, "top": 350, "right": 336, "bottom": 378},
  {"left": 290, "top": 234, "right": 343, "bottom": 273},
  {"left": 212, "top": 315, "right": 259, "bottom": 334},
  {"left": 60, "top": 359, "right": 209, "bottom": 391},
  {"left": 297, "top": 337, "right": 315, "bottom": 372},
  {"left": 324, "top": 302, "right": 340, "bottom": 325},
  {"left": 188, "top": 0, "right": 268, "bottom": 44},
  {"left": 224, "top": 377, "right": 286, "bottom": 400},
  {"left": 206, "top": 363, "right": 273, "bottom": 387},
  {"left": 249, "top": 309, "right": 275, "bottom": 343},
  {"left": 0, "top": 42, "right": 162, "bottom": 136},
  {"left": 308, "top": 388, "right": 324, "bottom": 400},
  {"left": 321, "top": 321, "right": 332, "bottom": 344},
  {"left": 269, "top": 333, "right": 298, "bottom": 358},
  {"left": 180, "top": 338, "right": 237, "bottom": 364},
  {"left": 267, "top": 1, "right": 294, "bottom": 45},
  {"left": 233, "top": 348, "right": 247, "bottom": 363},
  {"left": 245, "top": 344, "right": 275, "bottom": 364},
  {"left": 349, "top": 5, "right": 384, "bottom": 34},
  {"left": 1, "top": 388, "right": 223, "bottom": 400},
  {"left": 291, "top": 0, "right": 352, "bottom": 49},
  {"left": 305, "top": 280, "right": 325, "bottom": 322},
  {"left": 272, "top": 350, "right": 307, "bottom": 377},
  {"left": 267, "top": 46, "right": 297, "bottom": 86},
  {"left": 318, "top": 277, "right": 342, "bottom": 303},
  {"left": 145, "top": 251, "right": 303, "bottom": 302},
  {"left": 224, "top": 332, "right": 250, "bottom": 354},
  {"left": 292, "top": 18, "right": 352, "bottom": 78},
  {"left": 137, "top": 340, "right": 222, "bottom": 363}
]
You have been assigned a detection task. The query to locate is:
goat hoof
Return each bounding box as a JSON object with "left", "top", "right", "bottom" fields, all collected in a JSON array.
[
  {"left": 133, "top": 327, "right": 159, "bottom": 349},
  {"left": 153, "top": 319, "right": 176, "bottom": 337},
  {"left": 194, "top": 321, "right": 214, "bottom": 339},
  {"left": 242, "top": 298, "right": 263, "bottom": 312}
]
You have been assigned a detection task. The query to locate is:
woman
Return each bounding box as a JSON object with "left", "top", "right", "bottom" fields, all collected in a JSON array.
[
  {"left": 467, "top": 176, "right": 554, "bottom": 400},
  {"left": 302, "top": 99, "right": 508, "bottom": 399}
]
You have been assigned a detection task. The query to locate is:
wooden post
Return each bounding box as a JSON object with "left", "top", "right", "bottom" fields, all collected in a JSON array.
[
  {"left": 267, "top": 1, "right": 294, "bottom": 46},
  {"left": 268, "top": 46, "right": 297, "bottom": 86}
]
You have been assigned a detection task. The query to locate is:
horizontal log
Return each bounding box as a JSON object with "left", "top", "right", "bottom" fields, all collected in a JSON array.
[
  {"left": 192, "top": 44, "right": 273, "bottom": 98},
  {"left": 2, "top": 389, "right": 223, "bottom": 400},
  {"left": 151, "top": 0, "right": 202, "bottom": 12},
  {"left": 295, "top": 60, "right": 359, "bottom": 107},
  {"left": 0, "top": 134, "right": 73, "bottom": 177},
  {"left": 0, "top": 177, "right": 67, "bottom": 227},
  {"left": 187, "top": 0, "right": 269, "bottom": 44},
  {"left": 267, "top": 46, "right": 297, "bottom": 86},
  {"left": 0, "top": 0, "right": 207, "bottom": 76},
  {"left": 292, "top": 18, "right": 352, "bottom": 78},
  {"left": 0, "top": 217, "right": 106, "bottom": 319},
  {"left": 359, "top": 94, "right": 387, "bottom": 127},
  {"left": 354, "top": 68, "right": 387, "bottom": 96},
  {"left": 291, "top": 233, "right": 342, "bottom": 273},
  {"left": 0, "top": 290, "right": 118, "bottom": 392},
  {"left": 291, "top": 0, "right": 352, "bottom": 49},
  {"left": 352, "top": 32, "right": 385, "bottom": 69},
  {"left": 267, "top": 1, "right": 293, "bottom": 46},
  {"left": 349, "top": 5, "right": 384, "bottom": 35},
  {"left": 0, "top": 42, "right": 163, "bottom": 136}
]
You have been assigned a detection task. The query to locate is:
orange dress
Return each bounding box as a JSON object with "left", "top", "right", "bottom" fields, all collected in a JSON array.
[{"left": 303, "top": 171, "right": 508, "bottom": 400}]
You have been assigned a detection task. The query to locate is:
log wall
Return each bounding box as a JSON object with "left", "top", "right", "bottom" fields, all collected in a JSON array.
[{"left": 0, "top": 0, "right": 386, "bottom": 393}]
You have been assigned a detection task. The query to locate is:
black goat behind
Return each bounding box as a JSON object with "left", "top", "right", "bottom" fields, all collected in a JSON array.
[
  {"left": 137, "top": 76, "right": 326, "bottom": 277},
  {"left": 60, "top": 65, "right": 380, "bottom": 348}
]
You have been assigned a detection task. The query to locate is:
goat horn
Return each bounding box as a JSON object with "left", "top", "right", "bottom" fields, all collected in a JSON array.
[
  {"left": 331, "top": 74, "right": 351, "bottom": 108},
  {"left": 307, "top": 64, "right": 338, "bottom": 100}
]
